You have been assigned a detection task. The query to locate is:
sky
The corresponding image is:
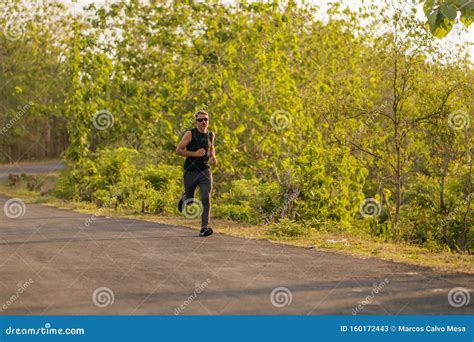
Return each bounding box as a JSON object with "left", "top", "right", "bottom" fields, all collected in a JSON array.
[{"left": 67, "top": 0, "right": 473, "bottom": 61}]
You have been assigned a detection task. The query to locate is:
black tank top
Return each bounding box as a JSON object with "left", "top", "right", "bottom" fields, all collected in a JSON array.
[{"left": 184, "top": 128, "right": 214, "bottom": 171}]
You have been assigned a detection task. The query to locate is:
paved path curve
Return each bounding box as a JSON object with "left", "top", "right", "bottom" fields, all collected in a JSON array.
[
  {"left": 0, "top": 160, "right": 64, "bottom": 181},
  {"left": 0, "top": 195, "right": 472, "bottom": 315}
]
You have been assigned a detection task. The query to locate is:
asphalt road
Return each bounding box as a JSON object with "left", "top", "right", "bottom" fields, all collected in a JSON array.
[
  {"left": 0, "top": 194, "right": 472, "bottom": 315},
  {"left": 0, "top": 160, "right": 64, "bottom": 181}
]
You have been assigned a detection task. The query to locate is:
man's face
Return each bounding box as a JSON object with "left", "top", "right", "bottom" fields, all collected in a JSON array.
[{"left": 195, "top": 114, "right": 209, "bottom": 130}]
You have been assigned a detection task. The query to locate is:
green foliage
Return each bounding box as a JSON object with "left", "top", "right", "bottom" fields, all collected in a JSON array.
[
  {"left": 214, "top": 203, "right": 257, "bottom": 223},
  {"left": 214, "top": 178, "right": 281, "bottom": 223},
  {"left": 266, "top": 218, "right": 311, "bottom": 238},
  {"left": 283, "top": 142, "right": 367, "bottom": 230},
  {"left": 368, "top": 218, "right": 392, "bottom": 240},
  {"left": 423, "top": 0, "right": 474, "bottom": 38},
  {"left": 402, "top": 172, "right": 474, "bottom": 251},
  {"left": 0, "top": 0, "right": 72, "bottom": 162},
  {"left": 142, "top": 164, "right": 182, "bottom": 213}
]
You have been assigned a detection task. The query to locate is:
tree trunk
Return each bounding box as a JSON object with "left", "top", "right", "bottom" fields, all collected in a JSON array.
[
  {"left": 440, "top": 147, "right": 448, "bottom": 243},
  {"left": 459, "top": 146, "right": 473, "bottom": 252},
  {"left": 44, "top": 118, "right": 51, "bottom": 158}
]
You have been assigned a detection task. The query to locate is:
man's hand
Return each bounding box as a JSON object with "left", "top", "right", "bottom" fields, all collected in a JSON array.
[
  {"left": 210, "top": 155, "right": 218, "bottom": 165},
  {"left": 193, "top": 148, "right": 206, "bottom": 157}
]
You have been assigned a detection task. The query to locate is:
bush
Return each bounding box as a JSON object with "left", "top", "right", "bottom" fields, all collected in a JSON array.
[
  {"left": 94, "top": 148, "right": 141, "bottom": 189},
  {"left": 52, "top": 159, "right": 98, "bottom": 201},
  {"left": 142, "top": 164, "right": 182, "bottom": 213},
  {"left": 214, "top": 178, "right": 281, "bottom": 223},
  {"left": 266, "top": 218, "right": 311, "bottom": 238},
  {"left": 143, "top": 164, "right": 182, "bottom": 191},
  {"left": 281, "top": 142, "right": 367, "bottom": 229},
  {"left": 395, "top": 172, "right": 473, "bottom": 251},
  {"left": 213, "top": 203, "right": 256, "bottom": 222},
  {"left": 52, "top": 168, "right": 77, "bottom": 200}
]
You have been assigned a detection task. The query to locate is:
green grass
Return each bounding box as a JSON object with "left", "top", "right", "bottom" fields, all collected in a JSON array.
[{"left": 0, "top": 176, "right": 472, "bottom": 274}]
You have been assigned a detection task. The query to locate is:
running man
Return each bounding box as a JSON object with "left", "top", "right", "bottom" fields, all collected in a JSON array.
[{"left": 175, "top": 110, "right": 217, "bottom": 237}]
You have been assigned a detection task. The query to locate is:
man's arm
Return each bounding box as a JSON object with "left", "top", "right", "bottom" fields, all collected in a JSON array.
[{"left": 176, "top": 130, "right": 205, "bottom": 157}]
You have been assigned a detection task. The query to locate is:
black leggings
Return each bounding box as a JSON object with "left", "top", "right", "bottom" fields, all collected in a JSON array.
[{"left": 183, "top": 169, "right": 213, "bottom": 227}]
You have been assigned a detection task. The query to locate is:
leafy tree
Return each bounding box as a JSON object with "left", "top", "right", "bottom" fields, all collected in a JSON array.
[{"left": 422, "top": 0, "right": 474, "bottom": 37}]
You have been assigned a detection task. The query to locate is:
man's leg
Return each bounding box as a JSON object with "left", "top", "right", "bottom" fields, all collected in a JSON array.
[
  {"left": 178, "top": 190, "right": 186, "bottom": 212},
  {"left": 199, "top": 168, "right": 213, "bottom": 228},
  {"left": 183, "top": 171, "right": 199, "bottom": 209}
]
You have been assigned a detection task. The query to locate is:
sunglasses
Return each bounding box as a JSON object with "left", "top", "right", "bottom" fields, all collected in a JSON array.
[{"left": 196, "top": 118, "right": 209, "bottom": 122}]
